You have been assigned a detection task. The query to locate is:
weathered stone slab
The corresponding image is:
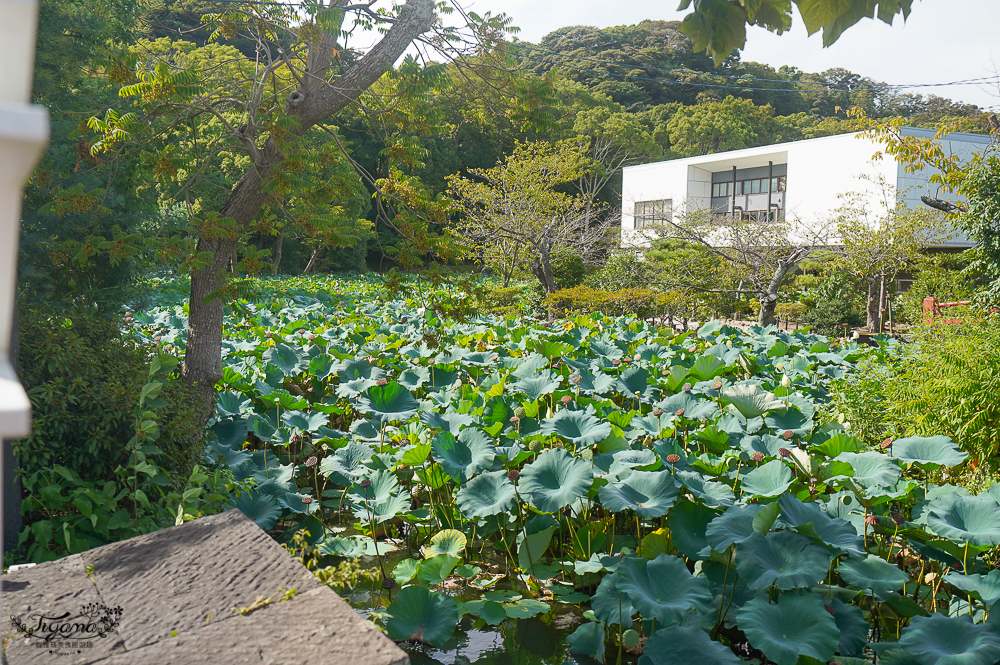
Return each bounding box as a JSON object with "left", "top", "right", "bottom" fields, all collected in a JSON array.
[
  {"left": 95, "top": 587, "right": 409, "bottom": 665},
  {"left": 2, "top": 510, "right": 409, "bottom": 665},
  {"left": 2, "top": 554, "right": 127, "bottom": 664},
  {"left": 82, "top": 509, "right": 321, "bottom": 651}
]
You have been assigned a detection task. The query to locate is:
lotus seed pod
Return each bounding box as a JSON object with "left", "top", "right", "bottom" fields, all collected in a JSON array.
[
  {"left": 711, "top": 381, "right": 723, "bottom": 390},
  {"left": 881, "top": 437, "right": 893, "bottom": 450},
  {"left": 569, "top": 373, "right": 582, "bottom": 385},
  {"left": 580, "top": 448, "right": 593, "bottom": 462},
  {"left": 782, "top": 430, "right": 794, "bottom": 440},
  {"left": 778, "top": 447, "right": 792, "bottom": 457},
  {"left": 529, "top": 440, "right": 543, "bottom": 453},
  {"left": 662, "top": 369, "right": 669, "bottom": 376},
  {"left": 510, "top": 416, "right": 520, "bottom": 423},
  {"left": 675, "top": 408, "right": 685, "bottom": 417},
  {"left": 305, "top": 456, "right": 318, "bottom": 467},
  {"left": 359, "top": 478, "right": 372, "bottom": 489},
  {"left": 376, "top": 378, "right": 389, "bottom": 387},
  {"left": 751, "top": 451, "right": 765, "bottom": 462},
  {"left": 514, "top": 407, "right": 526, "bottom": 419},
  {"left": 302, "top": 496, "right": 313, "bottom": 504},
  {"left": 307, "top": 334, "right": 316, "bottom": 340},
  {"left": 381, "top": 577, "right": 397, "bottom": 589},
  {"left": 507, "top": 469, "right": 519, "bottom": 482},
  {"left": 781, "top": 375, "right": 791, "bottom": 389},
  {"left": 665, "top": 454, "right": 681, "bottom": 464},
  {"left": 864, "top": 513, "right": 880, "bottom": 526},
  {"left": 682, "top": 382, "right": 692, "bottom": 392},
  {"left": 612, "top": 359, "right": 621, "bottom": 366},
  {"left": 561, "top": 395, "right": 572, "bottom": 405},
  {"left": 652, "top": 408, "right": 664, "bottom": 417},
  {"left": 622, "top": 629, "right": 640, "bottom": 648}
]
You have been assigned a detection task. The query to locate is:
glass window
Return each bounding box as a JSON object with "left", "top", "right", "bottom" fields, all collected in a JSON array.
[
  {"left": 751, "top": 179, "right": 761, "bottom": 194},
  {"left": 778, "top": 175, "right": 786, "bottom": 192},
  {"left": 634, "top": 199, "right": 672, "bottom": 229}
]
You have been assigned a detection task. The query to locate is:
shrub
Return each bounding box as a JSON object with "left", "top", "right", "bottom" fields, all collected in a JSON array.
[
  {"left": 896, "top": 251, "right": 984, "bottom": 324},
  {"left": 477, "top": 285, "right": 527, "bottom": 317},
  {"left": 550, "top": 248, "right": 587, "bottom": 289},
  {"left": 15, "top": 304, "right": 203, "bottom": 482},
  {"left": 801, "top": 271, "right": 865, "bottom": 336},
  {"left": 584, "top": 250, "right": 647, "bottom": 291},
  {"left": 544, "top": 285, "right": 687, "bottom": 320}
]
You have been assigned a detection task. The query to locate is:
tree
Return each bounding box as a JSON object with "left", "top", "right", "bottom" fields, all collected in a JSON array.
[
  {"left": 639, "top": 207, "right": 829, "bottom": 326},
  {"left": 677, "top": 0, "right": 918, "bottom": 64},
  {"left": 852, "top": 110, "right": 1000, "bottom": 300},
  {"left": 86, "top": 1, "right": 517, "bottom": 417},
  {"left": 832, "top": 178, "right": 948, "bottom": 332},
  {"left": 446, "top": 140, "right": 613, "bottom": 294}
]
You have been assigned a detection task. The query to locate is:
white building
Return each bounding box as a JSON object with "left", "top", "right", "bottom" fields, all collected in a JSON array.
[{"left": 620, "top": 127, "right": 991, "bottom": 249}]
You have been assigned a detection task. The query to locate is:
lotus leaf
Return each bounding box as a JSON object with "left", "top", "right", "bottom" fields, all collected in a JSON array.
[
  {"left": 431, "top": 428, "right": 495, "bottom": 483},
  {"left": 566, "top": 622, "right": 605, "bottom": 661},
  {"left": 763, "top": 405, "right": 812, "bottom": 437},
  {"left": 899, "top": 613, "right": 1000, "bottom": 665},
  {"left": 518, "top": 448, "right": 593, "bottom": 513},
  {"left": 417, "top": 553, "right": 460, "bottom": 585},
  {"left": 778, "top": 495, "right": 865, "bottom": 557},
  {"left": 540, "top": 409, "right": 612, "bottom": 447},
  {"left": 833, "top": 451, "right": 901, "bottom": 490},
  {"left": 638, "top": 625, "right": 742, "bottom": 665},
  {"left": 598, "top": 470, "right": 679, "bottom": 518},
  {"left": 231, "top": 491, "right": 281, "bottom": 530},
  {"left": 688, "top": 355, "right": 727, "bottom": 382},
  {"left": 825, "top": 597, "right": 869, "bottom": 656},
  {"left": 740, "top": 460, "right": 794, "bottom": 497},
  {"left": 512, "top": 371, "right": 561, "bottom": 401},
  {"left": 319, "top": 441, "right": 374, "bottom": 486},
  {"left": 736, "top": 530, "right": 831, "bottom": 590},
  {"left": 386, "top": 586, "right": 459, "bottom": 646},
  {"left": 927, "top": 494, "right": 1000, "bottom": 547},
  {"left": 669, "top": 499, "right": 717, "bottom": 559},
  {"left": 656, "top": 392, "right": 718, "bottom": 421},
  {"left": 675, "top": 470, "right": 735, "bottom": 508},
  {"left": 892, "top": 435, "right": 968, "bottom": 469},
  {"left": 425, "top": 529, "right": 467, "bottom": 558},
  {"left": 264, "top": 343, "right": 306, "bottom": 375},
  {"left": 721, "top": 384, "right": 785, "bottom": 419},
  {"left": 617, "top": 366, "right": 654, "bottom": 398},
  {"left": 617, "top": 554, "right": 713, "bottom": 626},
  {"left": 456, "top": 470, "right": 516, "bottom": 517},
  {"left": 944, "top": 570, "right": 1000, "bottom": 604},
  {"left": 392, "top": 558, "right": 419, "bottom": 584},
  {"left": 838, "top": 555, "right": 910, "bottom": 600},
  {"left": 465, "top": 599, "right": 506, "bottom": 625},
  {"left": 706, "top": 504, "right": 764, "bottom": 552},
  {"left": 357, "top": 382, "right": 419, "bottom": 421},
  {"left": 503, "top": 598, "right": 549, "bottom": 619},
  {"left": 736, "top": 593, "right": 839, "bottom": 665}
]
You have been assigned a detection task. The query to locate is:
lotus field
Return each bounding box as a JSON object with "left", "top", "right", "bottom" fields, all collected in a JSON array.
[{"left": 130, "top": 276, "right": 1000, "bottom": 665}]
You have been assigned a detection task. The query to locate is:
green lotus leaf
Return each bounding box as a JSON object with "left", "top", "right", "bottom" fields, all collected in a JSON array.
[
  {"left": 617, "top": 554, "right": 713, "bottom": 626},
  {"left": 317, "top": 534, "right": 374, "bottom": 558},
  {"left": 392, "top": 558, "right": 419, "bottom": 584},
  {"left": 263, "top": 342, "right": 306, "bottom": 375},
  {"left": 416, "top": 553, "right": 460, "bottom": 585},
  {"left": 598, "top": 470, "right": 679, "bottom": 518},
  {"left": 518, "top": 448, "right": 593, "bottom": 513},
  {"left": 927, "top": 494, "right": 1000, "bottom": 547},
  {"left": 675, "top": 470, "right": 735, "bottom": 508},
  {"left": 669, "top": 499, "right": 718, "bottom": 559},
  {"left": 590, "top": 571, "right": 637, "bottom": 626},
  {"left": 944, "top": 570, "right": 1000, "bottom": 604},
  {"left": 878, "top": 649, "right": 926, "bottom": 665},
  {"left": 512, "top": 371, "right": 561, "bottom": 401},
  {"left": 319, "top": 441, "right": 375, "bottom": 486},
  {"left": 833, "top": 451, "right": 901, "bottom": 489},
  {"left": 464, "top": 599, "right": 506, "bottom": 625},
  {"left": 838, "top": 555, "right": 910, "bottom": 600},
  {"left": 899, "top": 613, "right": 1000, "bottom": 665},
  {"left": 231, "top": 491, "right": 281, "bottom": 530},
  {"left": 706, "top": 504, "right": 764, "bottom": 552},
  {"left": 736, "top": 530, "right": 831, "bottom": 590},
  {"left": 892, "top": 435, "right": 968, "bottom": 469},
  {"left": 740, "top": 460, "right": 794, "bottom": 497},
  {"left": 656, "top": 392, "right": 718, "bottom": 421},
  {"left": 638, "top": 625, "right": 742, "bottom": 665},
  {"left": 566, "top": 622, "right": 605, "bottom": 661},
  {"left": 503, "top": 598, "right": 549, "bottom": 619},
  {"left": 540, "top": 409, "right": 612, "bottom": 447},
  {"left": 349, "top": 469, "right": 410, "bottom": 523},
  {"left": 722, "top": 384, "right": 785, "bottom": 419},
  {"left": 386, "top": 585, "right": 459, "bottom": 646},
  {"left": 736, "top": 593, "right": 840, "bottom": 665},
  {"left": 778, "top": 494, "right": 865, "bottom": 557},
  {"left": 425, "top": 529, "right": 467, "bottom": 558},
  {"left": 431, "top": 428, "right": 495, "bottom": 483},
  {"left": 357, "top": 382, "right": 418, "bottom": 421},
  {"left": 337, "top": 357, "right": 385, "bottom": 382},
  {"left": 824, "top": 597, "right": 868, "bottom": 656},
  {"left": 688, "top": 355, "right": 727, "bottom": 382},
  {"left": 456, "top": 470, "right": 516, "bottom": 518},
  {"left": 811, "top": 432, "right": 865, "bottom": 457},
  {"left": 617, "top": 365, "right": 653, "bottom": 397},
  {"left": 764, "top": 405, "right": 812, "bottom": 437}
]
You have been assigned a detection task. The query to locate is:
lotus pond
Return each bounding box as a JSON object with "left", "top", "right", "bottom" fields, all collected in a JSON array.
[{"left": 131, "top": 275, "right": 1000, "bottom": 665}]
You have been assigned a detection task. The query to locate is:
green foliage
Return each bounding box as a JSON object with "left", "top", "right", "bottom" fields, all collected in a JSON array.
[
  {"left": 15, "top": 305, "right": 203, "bottom": 480},
  {"left": 897, "top": 252, "right": 983, "bottom": 324},
  {"left": 550, "top": 248, "right": 587, "bottom": 289},
  {"left": 802, "top": 270, "right": 866, "bottom": 336}
]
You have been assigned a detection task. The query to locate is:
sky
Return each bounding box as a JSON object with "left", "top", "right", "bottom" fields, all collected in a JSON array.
[{"left": 457, "top": 0, "right": 1000, "bottom": 111}]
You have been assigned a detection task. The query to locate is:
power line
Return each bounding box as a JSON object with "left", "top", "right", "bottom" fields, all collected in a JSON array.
[{"left": 511, "top": 42, "right": 998, "bottom": 92}]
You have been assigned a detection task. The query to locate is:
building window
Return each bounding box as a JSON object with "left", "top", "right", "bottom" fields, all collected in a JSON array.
[
  {"left": 713, "top": 176, "right": 786, "bottom": 198},
  {"left": 634, "top": 199, "right": 672, "bottom": 228}
]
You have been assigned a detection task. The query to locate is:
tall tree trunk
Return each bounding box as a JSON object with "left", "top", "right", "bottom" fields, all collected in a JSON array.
[
  {"left": 757, "top": 254, "right": 803, "bottom": 327},
  {"left": 303, "top": 247, "right": 320, "bottom": 274},
  {"left": 271, "top": 232, "right": 283, "bottom": 276},
  {"left": 865, "top": 276, "right": 879, "bottom": 331},
  {"left": 180, "top": 0, "right": 435, "bottom": 418}
]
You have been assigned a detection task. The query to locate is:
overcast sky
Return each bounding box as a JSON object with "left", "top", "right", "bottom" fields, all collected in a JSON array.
[{"left": 457, "top": 0, "right": 999, "bottom": 110}]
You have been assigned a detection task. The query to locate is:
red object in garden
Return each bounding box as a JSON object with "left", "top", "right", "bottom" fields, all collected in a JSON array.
[{"left": 922, "top": 297, "right": 974, "bottom": 324}]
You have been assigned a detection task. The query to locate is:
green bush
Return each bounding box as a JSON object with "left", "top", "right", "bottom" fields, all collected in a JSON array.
[
  {"left": 476, "top": 285, "right": 527, "bottom": 317},
  {"left": 835, "top": 319, "right": 1000, "bottom": 466},
  {"left": 544, "top": 285, "right": 686, "bottom": 320},
  {"left": 801, "top": 271, "right": 865, "bottom": 336},
  {"left": 584, "top": 250, "right": 647, "bottom": 291},
  {"left": 15, "top": 304, "right": 203, "bottom": 482},
  {"left": 897, "top": 251, "right": 984, "bottom": 324},
  {"left": 550, "top": 248, "right": 587, "bottom": 289}
]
